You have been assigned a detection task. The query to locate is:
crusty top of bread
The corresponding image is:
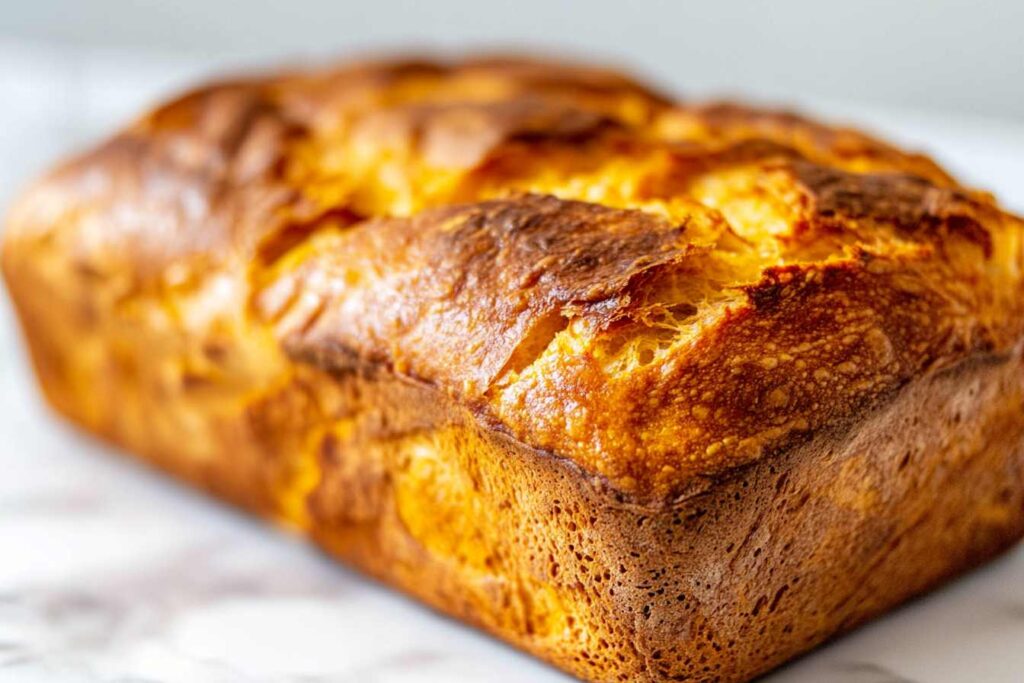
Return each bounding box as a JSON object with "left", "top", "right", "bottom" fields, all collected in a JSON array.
[{"left": 6, "top": 55, "right": 1024, "bottom": 500}]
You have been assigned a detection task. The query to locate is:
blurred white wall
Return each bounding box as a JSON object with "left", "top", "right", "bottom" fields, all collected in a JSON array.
[{"left": 2, "top": 0, "right": 1023, "bottom": 120}]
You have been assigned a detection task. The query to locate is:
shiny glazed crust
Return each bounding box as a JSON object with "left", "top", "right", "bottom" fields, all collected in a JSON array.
[{"left": 4, "top": 56, "right": 1024, "bottom": 682}]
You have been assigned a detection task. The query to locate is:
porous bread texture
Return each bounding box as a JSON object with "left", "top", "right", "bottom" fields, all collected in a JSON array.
[{"left": 4, "top": 55, "right": 1024, "bottom": 682}]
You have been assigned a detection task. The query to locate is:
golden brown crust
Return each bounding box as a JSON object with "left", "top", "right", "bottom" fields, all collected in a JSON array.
[
  {"left": 5, "top": 54, "right": 1024, "bottom": 683},
  {"left": 10, "top": 55, "right": 1023, "bottom": 500},
  {"left": 277, "top": 194, "right": 693, "bottom": 395}
]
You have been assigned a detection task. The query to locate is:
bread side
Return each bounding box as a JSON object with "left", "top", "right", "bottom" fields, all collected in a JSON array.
[{"left": 4, "top": 56, "right": 1024, "bottom": 682}]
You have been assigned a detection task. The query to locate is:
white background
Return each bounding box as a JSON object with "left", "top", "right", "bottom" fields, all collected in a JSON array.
[
  {"left": 2, "top": 3, "right": 1024, "bottom": 682},
  {"left": 2, "top": 0, "right": 1024, "bottom": 119}
]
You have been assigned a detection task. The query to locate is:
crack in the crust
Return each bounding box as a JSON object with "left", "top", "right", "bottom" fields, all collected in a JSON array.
[
  {"left": 493, "top": 309, "right": 570, "bottom": 381},
  {"left": 253, "top": 207, "right": 366, "bottom": 272}
]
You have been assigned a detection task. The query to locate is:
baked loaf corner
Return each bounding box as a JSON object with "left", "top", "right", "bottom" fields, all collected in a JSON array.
[{"left": 4, "top": 55, "right": 1024, "bottom": 682}]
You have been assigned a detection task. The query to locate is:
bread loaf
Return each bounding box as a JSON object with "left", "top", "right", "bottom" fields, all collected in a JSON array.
[{"left": 4, "top": 56, "right": 1024, "bottom": 682}]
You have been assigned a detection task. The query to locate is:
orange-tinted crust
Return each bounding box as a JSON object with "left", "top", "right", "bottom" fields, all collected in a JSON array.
[{"left": 4, "top": 55, "right": 1024, "bottom": 682}]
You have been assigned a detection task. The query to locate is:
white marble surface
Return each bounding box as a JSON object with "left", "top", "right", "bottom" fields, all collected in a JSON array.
[{"left": 2, "top": 41, "right": 1024, "bottom": 682}]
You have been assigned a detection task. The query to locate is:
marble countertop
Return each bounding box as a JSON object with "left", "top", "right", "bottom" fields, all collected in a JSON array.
[{"left": 2, "top": 41, "right": 1024, "bottom": 683}]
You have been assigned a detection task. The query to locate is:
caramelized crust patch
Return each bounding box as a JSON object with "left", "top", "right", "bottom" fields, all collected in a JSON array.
[
  {"left": 275, "top": 194, "right": 699, "bottom": 397},
  {"left": 791, "top": 161, "right": 994, "bottom": 254}
]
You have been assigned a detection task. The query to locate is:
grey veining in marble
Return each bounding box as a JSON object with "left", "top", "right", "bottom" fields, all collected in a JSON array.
[{"left": 2, "top": 41, "right": 1024, "bottom": 683}]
